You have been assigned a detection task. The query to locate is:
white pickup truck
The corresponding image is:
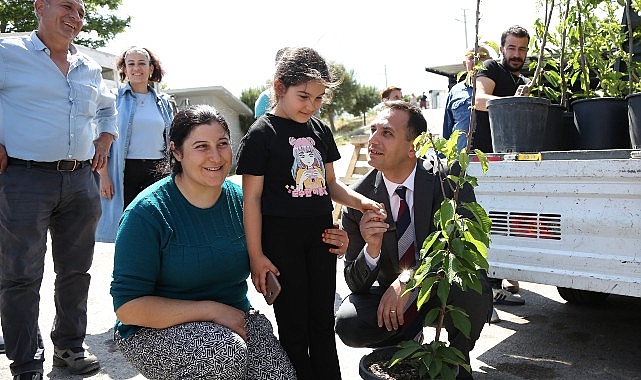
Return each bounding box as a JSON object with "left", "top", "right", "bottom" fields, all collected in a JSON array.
[{"left": 468, "top": 149, "right": 641, "bottom": 304}]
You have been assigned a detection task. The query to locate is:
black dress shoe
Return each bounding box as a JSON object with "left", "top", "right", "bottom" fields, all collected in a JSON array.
[
  {"left": 13, "top": 371, "right": 43, "bottom": 380},
  {"left": 0, "top": 334, "right": 5, "bottom": 354}
]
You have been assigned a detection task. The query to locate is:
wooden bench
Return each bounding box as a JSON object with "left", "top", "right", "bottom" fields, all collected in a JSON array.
[{"left": 333, "top": 135, "right": 371, "bottom": 223}]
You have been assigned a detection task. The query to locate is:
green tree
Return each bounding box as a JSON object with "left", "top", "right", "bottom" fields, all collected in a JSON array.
[
  {"left": 238, "top": 86, "right": 266, "bottom": 134},
  {"left": 0, "top": 0, "right": 130, "bottom": 48},
  {"left": 346, "top": 85, "right": 379, "bottom": 126},
  {"left": 321, "top": 62, "right": 358, "bottom": 132}
]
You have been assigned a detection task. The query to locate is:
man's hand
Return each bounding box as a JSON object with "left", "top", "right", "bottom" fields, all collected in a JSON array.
[
  {"left": 0, "top": 144, "right": 7, "bottom": 174},
  {"left": 92, "top": 132, "right": 114, "bottom": 171},
  {"left": 359, "top": 209, "right": 388, "bottom": 259},
  {"left": 377, "top": 279, "right": 412, "bottom": 331},
  {"left": 515, "top": 84, "right": 531, "bottom": 97}
]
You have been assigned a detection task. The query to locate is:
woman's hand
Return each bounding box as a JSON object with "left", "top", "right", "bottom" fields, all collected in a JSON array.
[
  {"left": 249, "top": 253, "right": 279, "bottom": 296},
  {"left": 213, "top": 303, "right": 248, "bottom": 341},
  {"left": 99, "top": 173, "right": 114, "bottom": 199},
  {"left": 322, "top": 223, "right": 349, "bottom": 256}
]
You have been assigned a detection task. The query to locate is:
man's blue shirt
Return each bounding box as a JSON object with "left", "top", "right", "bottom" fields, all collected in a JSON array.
[
  {"left": 0, "top": 31, "right": 117, "bottom": 161},
  {"left": 254, "top": 88, "right": 271, "bottom": 118},
  {"left": 442, "top": 80, "right": 473, "bottom": 152}
]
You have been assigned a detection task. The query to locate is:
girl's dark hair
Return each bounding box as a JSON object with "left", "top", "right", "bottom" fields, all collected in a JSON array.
[
  {"left": 158, "top": 105, "right": 230, "bottom": 175},
  {"left": 116, "top": 46, "right": 165, "bottom": 83},
  {"left": 271, "top": 47, "right": 342, "bottom": 107}
]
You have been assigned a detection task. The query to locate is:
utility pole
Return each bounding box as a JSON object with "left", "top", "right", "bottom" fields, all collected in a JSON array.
[
  {"left": 384, "top": 64, "right": 388, "bottom": 87},
  {"left": 455, "top": 8, "right": 469, "bottom": 50}
]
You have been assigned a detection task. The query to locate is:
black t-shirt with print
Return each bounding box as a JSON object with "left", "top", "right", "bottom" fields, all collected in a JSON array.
[
  {"left": 474, "top": 59, "right": 529, "bottom": 153},
  {"left": 236, "top": 114, "right": 341, "bottom": 217}
]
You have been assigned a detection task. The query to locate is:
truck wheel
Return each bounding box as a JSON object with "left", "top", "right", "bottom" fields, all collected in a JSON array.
[{"left": 557, "top": 287, "right": 610, "bottom": 305}]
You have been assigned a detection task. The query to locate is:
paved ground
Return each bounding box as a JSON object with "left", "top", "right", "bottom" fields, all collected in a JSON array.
[
  {"left": 3, "top": 242, "right": 641, "bottom": 380},
  {"left": 2, "top": 143, "right": 641, "bottom": 379}
]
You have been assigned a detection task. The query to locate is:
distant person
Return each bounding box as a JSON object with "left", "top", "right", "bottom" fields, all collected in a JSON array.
[
  {"left": 374, "top": 86, "right": 403, "bottom": 112},
  {"left": 236, "top": 46, "right": 383, "bottom": 379},
  {"left": 419, "top": 92, "right": 428, "bottom": 109},
  {"left": 474, "top": 25, "right": 531, "bottom": 306},
  {"left": 335, "top": 101, "right": 492, "bottom": 379},
  {"left": 380, "top": 86, "right": 403, "bottom": 101},
  {"left": 409, "top": 93, "right": 418, "bottom": 107},
  {"left": 111, "top": 105, "right": 298, "bottom": 379},
  {"left": 96, "top": 46, "right": 174, "bottom": 243},
  {"left": 443, "top": 45, "right": 491, "bottom": 152},
  {"left": 0, "top": 0, "right": 118, "bottom": 378},
  {"left": 254, "top": 47, "right": 290, "bottom": 118}
]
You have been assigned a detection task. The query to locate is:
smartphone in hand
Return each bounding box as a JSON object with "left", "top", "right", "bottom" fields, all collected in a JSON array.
[{"left": 264, "top": 271, "right": 281, "bottom": 305}]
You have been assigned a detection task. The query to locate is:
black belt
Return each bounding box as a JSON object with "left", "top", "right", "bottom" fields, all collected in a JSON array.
[{"left": 8, "top": 157, "right": 91, "bottom": 172}]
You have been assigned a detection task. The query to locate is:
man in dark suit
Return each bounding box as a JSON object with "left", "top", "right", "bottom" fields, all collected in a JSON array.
[{"left": 334, "top": 101, "right": 492, "bottom": 378}]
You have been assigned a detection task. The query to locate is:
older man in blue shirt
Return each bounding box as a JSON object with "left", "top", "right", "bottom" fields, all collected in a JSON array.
[
  {"left": 442, "top": 46, "right": 490, "bottom": 152},
  {"left": 0, "top": 0, "right": 117, "bottom": 379}
]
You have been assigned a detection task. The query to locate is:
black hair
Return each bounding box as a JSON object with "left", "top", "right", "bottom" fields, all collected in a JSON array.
[
  {"left": 381, "top": 100, "right": 427, "bottom": 141},
  {"left": 271, "top": 47, "right": 342, "bottom": 107},
  {"left": 501, "top": 25, "right": 530, "bottom": 47},
  {"left": 158, "top": 104, "right": 230, "bottom": 175}
]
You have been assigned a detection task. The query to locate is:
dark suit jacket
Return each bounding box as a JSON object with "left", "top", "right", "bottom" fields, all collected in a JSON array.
[{"left": 342, "top": 158, "right": 476, "bottom": 292}]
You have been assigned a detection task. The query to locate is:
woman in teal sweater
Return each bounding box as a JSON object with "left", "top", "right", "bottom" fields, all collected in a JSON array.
[{"left": 110, "top": 105, "right": 299, "bottom": 379}]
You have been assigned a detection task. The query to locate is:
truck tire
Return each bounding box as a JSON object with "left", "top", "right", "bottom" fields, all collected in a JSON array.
[{"left": 557, "top": 287, "right": 610, "bottom": 305}]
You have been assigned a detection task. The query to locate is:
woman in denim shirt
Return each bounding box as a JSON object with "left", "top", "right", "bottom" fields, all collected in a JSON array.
[{"left": 96, "top": 46, "right": 173, "bottom": 243}]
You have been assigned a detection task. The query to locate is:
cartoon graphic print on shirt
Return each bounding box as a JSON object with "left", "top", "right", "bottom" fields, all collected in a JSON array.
[{"left": 288, "top": 137, "right": 329, "bottom": 198}]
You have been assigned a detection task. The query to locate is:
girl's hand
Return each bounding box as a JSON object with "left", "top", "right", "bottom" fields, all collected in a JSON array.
[
  {"left": 322, "top": 223, "right": 349, "bottom": 256},
  {"left": 361, "top": 200, "right": 386, "bottom": 218},
  {"left": 249, "top": 254, "right": 279, "bottom": 296}
]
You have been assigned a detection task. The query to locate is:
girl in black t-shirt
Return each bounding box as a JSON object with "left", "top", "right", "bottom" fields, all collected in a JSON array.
[{"left": 236, "top": 47, "right": 383, "bottom": 379}]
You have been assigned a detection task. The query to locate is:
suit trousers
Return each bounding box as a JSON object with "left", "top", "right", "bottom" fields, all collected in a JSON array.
[
  {"left": 335, "top": 275, "right": 493, "bottom": 364},
  {"left": 0, "top": 164, "right": 101, "bottom": 375},
  {"left": 262, "top": 214, "right": 341, "bottom": 380}
]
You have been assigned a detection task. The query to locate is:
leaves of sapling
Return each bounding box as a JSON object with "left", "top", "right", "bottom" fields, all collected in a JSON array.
[
  {"left": 428, "top": 355, "right": 443, "bottom": 380},
  {"left": 463, "top": 229, "right": 488, "bottom": 259},
  {"left": 416, "top": 275, "right": 438, "bottom": 310},
  {"left": 467, "top": 219, "right": 491, "bottom": 247},
  {"left": 437, "top": 275, "right": 451, "bottom": 305},
  {"left": 447, "top": 305, "right": 472, "bottom": 338},
  {"left": 462, "top": 202, "right": 491, "bottom": 232},
  {"left": 439, "top": 200, "right": 455, "bottom": 232},
  {"left": 420, "top": 230, "right": 442, "bottom": 255},
  {"left": 423, "top": 306, "right": 440, "bottom": 327},
  {"left": 473, "top": 149, "right": 489, "bottom": 173},
  {"left": 459, "top": 149, "right": 470, "bottom": 172}
]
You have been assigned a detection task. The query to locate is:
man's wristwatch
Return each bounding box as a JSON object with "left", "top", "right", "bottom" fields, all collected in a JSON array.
[{"left": 398, "top": 269, "right": 412, "bottom": 285}]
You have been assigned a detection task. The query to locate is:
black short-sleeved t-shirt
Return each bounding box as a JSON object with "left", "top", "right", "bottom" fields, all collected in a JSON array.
[
  {"left": 235, "top": 114, "right": 341, "bottom": 217},
  {"left": 474, "top": 59, "right": 529, "bottom": 153}
]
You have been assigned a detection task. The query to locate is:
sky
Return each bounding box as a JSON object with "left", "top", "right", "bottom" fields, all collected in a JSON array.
[{"left": 100, "top": 0, "right": 540, "bottom": 99}]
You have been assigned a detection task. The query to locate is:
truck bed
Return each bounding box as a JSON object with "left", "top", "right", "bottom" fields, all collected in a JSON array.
[{"left": 468, "top": 149, "right": 641, "bottom": 298}]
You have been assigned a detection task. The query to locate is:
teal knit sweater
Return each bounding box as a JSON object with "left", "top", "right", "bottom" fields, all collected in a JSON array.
[{"left": 110, "top": 175, "right": 251, "bottom": 338}]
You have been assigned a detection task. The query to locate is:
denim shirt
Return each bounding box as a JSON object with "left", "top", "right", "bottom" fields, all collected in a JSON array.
[
  {"left": 0, "top": 31, "right": 117, "bottom": 161},
  {"left": 95, "top": 84, "right": 173, "bottom": 243},
  {"left": 442, "top": 81, "right": 474, "bottom": 152}
]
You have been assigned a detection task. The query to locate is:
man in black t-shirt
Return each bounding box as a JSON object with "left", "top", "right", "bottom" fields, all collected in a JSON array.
[
  {"left": 473, "top": 26, "right": 530, "bottom": 312},
  {"left": 474, "top": 25, "right": 531, "bottom": 153}
]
